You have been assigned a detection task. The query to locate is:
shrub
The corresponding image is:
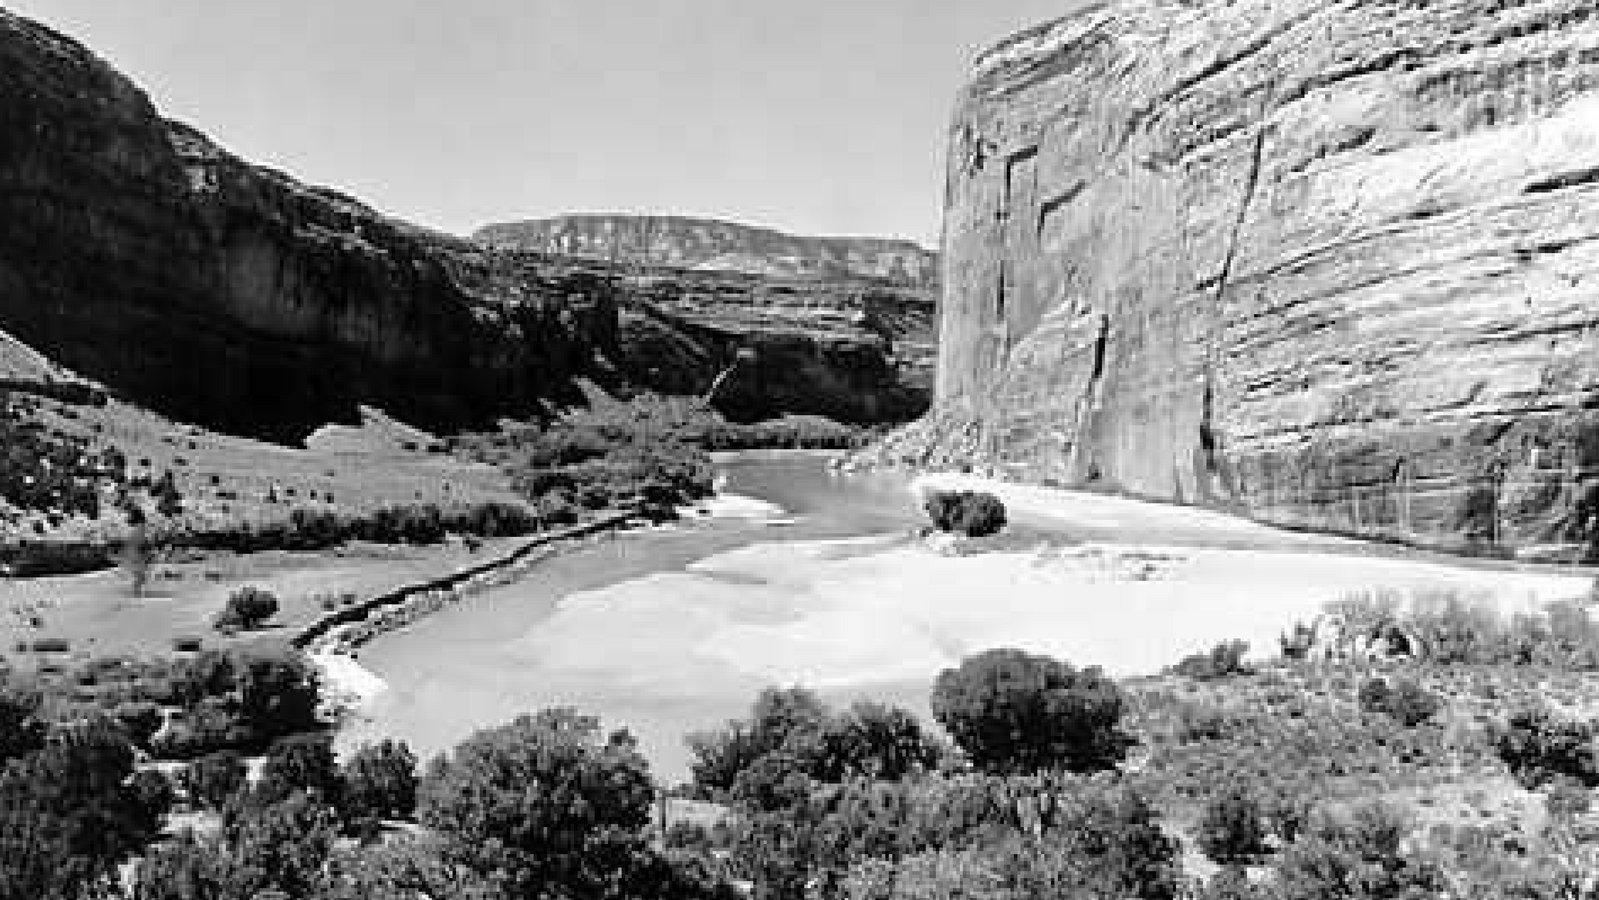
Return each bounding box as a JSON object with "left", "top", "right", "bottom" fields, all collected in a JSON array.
[
  {"left": 923, "top": 490, "right": 1008, "bottom": 538},
  {"left": 417, "top": 708, "right": 668, "bottom": 898},
  {"left": 688, "top": 689, "right": 943, "bottom": 806},
  {"left": 215, "top": 586, "right": 279, "bottom": 633},
  {"left": 341, "top": 739, "right": 419, "bottom": 824},
  {"left": 255, "top": 734, "right": 342, "bottom": 809},
  {"left": 1197, "top": 786, "right": 1272, "bottom": 865},
  {"left": 182, "top": 750, "right": 248, "bottom": 810},
  {"left": 1491, "top": 707, "right": 1599, "bottom": 788},
  {"left": 1170, "top": 640, "right": 1253, "bottom": 681},
  {"left": 1357, "top": 677, "right": 1440, "bottom": 727},
  {"left": 112, "top": 700, "right": 163, "bottom": 749},
  {"left": 1271, "top": 803, "right": 1445, "bottom": 900},
  {"left": 930, "top": 648, "right": 1131, "bottom": 775}
]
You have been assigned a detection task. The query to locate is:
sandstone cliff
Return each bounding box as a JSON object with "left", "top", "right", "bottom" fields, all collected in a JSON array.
[
  {"left": 889, "top": 0, "right": 1599, "bottom": 555},
  {"left": 476, "top": 214, "right": 938, "bottom": 287},
  {"left": 0, "top": 9, "right": 928, "bottom": 439}
]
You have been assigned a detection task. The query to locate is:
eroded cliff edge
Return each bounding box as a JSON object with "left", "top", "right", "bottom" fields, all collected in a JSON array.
[
  {"left": 476, "top": 214, "right": 938, "bottom": 287},
  {"left": 876, "top": 0, "right": 1599, "bottom": 554},
  {"left": 0, "top": 9, "right": 930, "bottom": 440}
]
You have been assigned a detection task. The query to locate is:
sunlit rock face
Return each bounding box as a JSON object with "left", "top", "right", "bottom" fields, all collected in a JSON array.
[
  {"left": 476, "top": 214, "right": 938, "bottom": 288},
  {"left": 0, "top": 9, "right": 930, "bottom": 439},
  {"left": 912, "top": 0, "right": 1599, "bottom": 552}
]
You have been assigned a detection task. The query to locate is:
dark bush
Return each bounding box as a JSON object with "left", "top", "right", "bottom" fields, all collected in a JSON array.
[
  {"left": 1491, "top": 707, "right": 1599, "bottom": 788},
  {"left": 931, "top": 648, "right": 1131, "bottom": 775},
  {"left": 215, "top": 586, "right": 279, "bottom": 633},
  {"left": 1357, "top": 677, "right": 1441, "bottom": 727},
  {"left": 341, "top": 739, "right": 419, "bottom": 824},
  {"left": 1170, "top": 640, "right": 1253, "bottom": 681},
  {"left": 923, "top": 490, "right": 1008, "bottom": 538},
  {"left": 1197, "top": 786, "right": 1272, "bottom": 865}
]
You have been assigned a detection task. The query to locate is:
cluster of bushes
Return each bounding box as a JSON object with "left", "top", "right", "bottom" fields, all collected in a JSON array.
[
  {"left": 674, "top": 649, "right": 1168, "bottom": 898},
  {"left": 176, "top": 500, "right": 545, "bottom": 555},
  {"left": 0, "top": 698, "right": 174, "bottom": 900},
  {"left": 136, "top": 708, "right": 741, "bottom": 900},
  {"left": 146, "top": 648, "right": 322, "bottom": 760},
  {"left": 20, "top": 625, "right": 1599, "bottom": 900},
  {"left": 1307, "top": 590, "right": 1599, "bottom": 670},
  {"left": 923, "top": 489, "right": 1008, "bottom": 538},
  {"left": 0, "top": 395, "right": 127, "bottom": 519},
  {"left": 456, "top": 394, "right": 720, "bottom": 517},
  {"left": 1490, "top": 705, "right": 1599, "bottom": 788},
  {"left": 702, "top": 413, "right": 868, "bottom": 451},
  {"left": 139, "top": 734, "right": 433, "bottom": 899}
]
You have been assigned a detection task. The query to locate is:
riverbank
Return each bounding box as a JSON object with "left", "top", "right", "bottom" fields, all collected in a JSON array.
[{"left": 339, "top": 454, "right": 1596, "bottom": 782}]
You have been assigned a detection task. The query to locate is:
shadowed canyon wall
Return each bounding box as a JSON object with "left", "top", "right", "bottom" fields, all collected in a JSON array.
[
  {"left": 881, "top": 0, "right": 1599, "bottom": 554},
  {"left": 0, "top": 10, "right": 930, "bottom": 441}
]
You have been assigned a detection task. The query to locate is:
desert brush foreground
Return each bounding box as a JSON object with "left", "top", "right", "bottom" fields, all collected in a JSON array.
[{"left": 11, "top": 0, "right": 1599, "bottom": 897}]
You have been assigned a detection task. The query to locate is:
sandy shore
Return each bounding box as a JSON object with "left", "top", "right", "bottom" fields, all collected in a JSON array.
[{"left": 342, "top": 472, "right": 1592, "bottom": 780}]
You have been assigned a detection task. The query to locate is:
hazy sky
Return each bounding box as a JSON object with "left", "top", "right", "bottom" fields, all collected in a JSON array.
[{"left": 9, "top": 1, "right": 1083, "bottom": 246}]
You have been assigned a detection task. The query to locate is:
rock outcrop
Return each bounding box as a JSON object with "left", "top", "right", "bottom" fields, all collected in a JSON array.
[
  {"left": 610, "top": 265, "right": 935, "bottom": 423},
  {"left": 894, "top": 0, "right": 1599, "bottom": 554},
  {"left": 0, "top": 9, "right": 929, "bottom": 439},
  {"left": 476, "top": 214, "right": 938, "bottom": 287}
]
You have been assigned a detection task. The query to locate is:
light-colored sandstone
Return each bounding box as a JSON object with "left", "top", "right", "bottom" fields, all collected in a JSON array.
[{"left": 911, "top": 0, "right": 1599, "bottom": 553}]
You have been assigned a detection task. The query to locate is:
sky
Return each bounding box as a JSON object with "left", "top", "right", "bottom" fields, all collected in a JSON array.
[{"left": 8, "top": 1, "right": 1084, "bottom": 247}]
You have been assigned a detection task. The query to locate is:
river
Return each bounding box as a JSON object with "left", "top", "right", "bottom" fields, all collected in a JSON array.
[
  {"left": 339, "top": 453, "right": 932, "bottom": 781},
  {"left": 339, "top": 451, "right": 1593, "bottom": 783}
]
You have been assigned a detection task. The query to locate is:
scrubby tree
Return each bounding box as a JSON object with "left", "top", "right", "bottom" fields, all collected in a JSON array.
[
  {"left": 931, "top": 649, "right": 1132, "bottom": 775},
  {"left": 923, "top": 490, "right": 1008, "bottom": 538},
  {"left": 215, "top": 586, "right": 279, "bottom": 633},
  {"left": 234, "top": 649, "right": 320, "bottom": 741},
  {"left": 341, "top": 739, "right": 419, "bottom": 825},
  {"left": 1271, "top": 803, "right": 1445, "bottom": 900},
  {"left": 254, "top": 734, "right": 342, "bottom": 810},
  {"left": 417, "top": 708, "right": 659, "bottom": 895},
  {"left": 0, "top": 723, "right": 165, "bottom": 900}
]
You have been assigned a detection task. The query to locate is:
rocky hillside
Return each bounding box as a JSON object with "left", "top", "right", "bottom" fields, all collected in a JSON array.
[
  {"left": 878, "top": 0, "right": 1599, "bottom": 556},
  {"left": 475, "top": 214, "right": 938, "bottom": 287},
  {"left": 0, "top": 9, "right": 929, "bottom": 441}
]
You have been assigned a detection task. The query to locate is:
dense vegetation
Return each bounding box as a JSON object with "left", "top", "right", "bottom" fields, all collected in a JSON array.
[
  {"left": 456, "top": 394, "right": 866, "bottom": 520},
  {"left": 12, "top": 587, "right": 1599, "bottom": 897},
  {"left": 0, "top": 395, "right": 128, "bottom": 522}
]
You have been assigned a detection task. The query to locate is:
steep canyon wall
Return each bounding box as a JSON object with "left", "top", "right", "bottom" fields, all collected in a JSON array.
[
  {"left": 0, "top": 9, "right": 929, "bottom": 440},
  {"left": 907, "top": 0, "right": 1599, "bottom": 553}
]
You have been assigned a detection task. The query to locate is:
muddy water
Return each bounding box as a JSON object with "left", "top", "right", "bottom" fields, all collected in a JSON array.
[{"left": 342, "top": 453, "right": 927, "bottom": 780}]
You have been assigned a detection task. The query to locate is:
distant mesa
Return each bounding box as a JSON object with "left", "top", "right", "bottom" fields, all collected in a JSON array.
[
  {"left": 474, "top": 214, "right": 939, "bottom": 288},
  {"left": 0, "top": 8, "right": 934, "bottom": 441}
]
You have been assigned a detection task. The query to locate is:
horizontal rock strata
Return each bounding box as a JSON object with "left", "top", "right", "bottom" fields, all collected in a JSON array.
[
  {"left": 476, "top": 214, "right": 938, "bottom": 287},
  {"left": 905, "top": 0, "right": 1599, "bottom": 553},
  {"left": 0, "top": 9, "right": 930, "bottom": 439}
]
